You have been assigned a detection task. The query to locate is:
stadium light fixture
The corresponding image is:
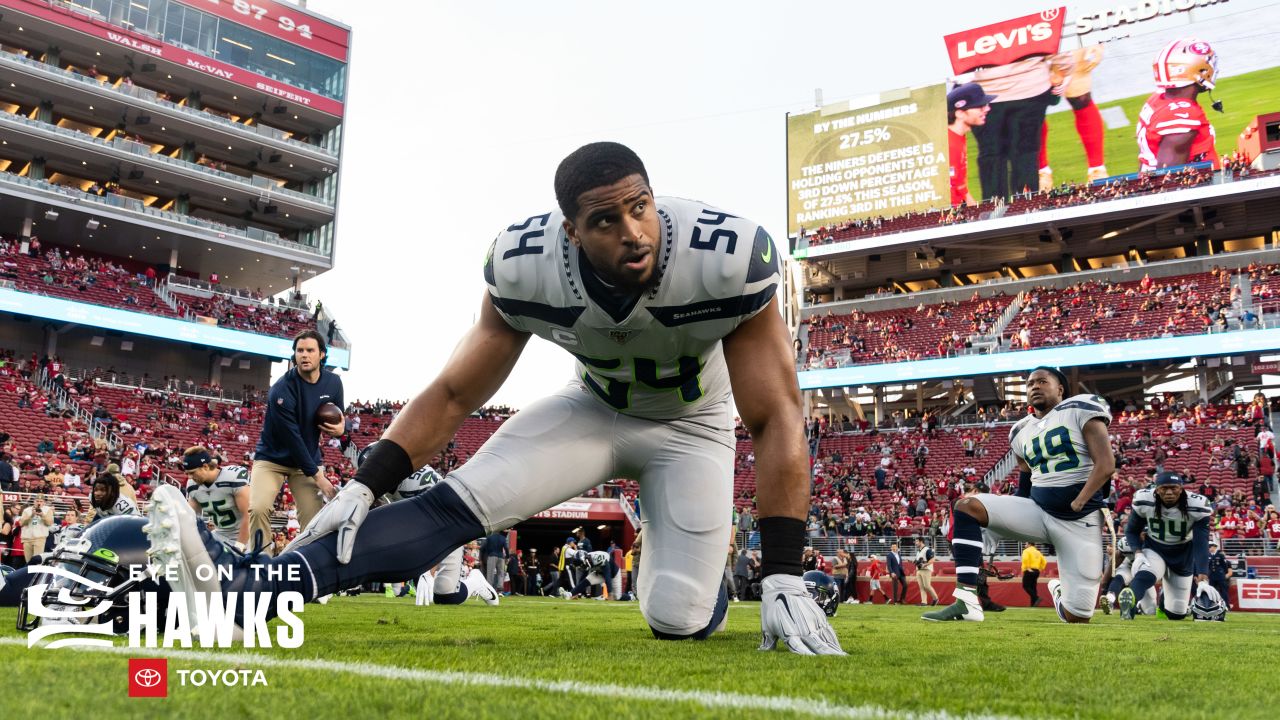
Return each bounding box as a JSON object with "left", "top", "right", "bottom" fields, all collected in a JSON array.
[
  {"left": 44, "top": 209, "right": 58, "bottom": 221},
  {"left": 1101, "top": 231, "right": 1119, "bottom": 239},
  {"left": 86, "top": 219, "right": 99, "bottom": 230}
]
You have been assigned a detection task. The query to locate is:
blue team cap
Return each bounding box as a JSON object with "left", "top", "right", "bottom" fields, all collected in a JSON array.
[
  {"left": 182, "top": 450, "right": 214, "bottom": 471},
  {"left": 1154, "top": 470, "right": 1188, "bottom": 486}
]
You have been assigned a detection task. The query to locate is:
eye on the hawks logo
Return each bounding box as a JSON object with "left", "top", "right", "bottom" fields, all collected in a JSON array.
[
  {"left": 1040, "top": 8, "right": 1060, "bottom": 21},
  {"left": 1189, "top": 41, "right": 1212, "bottom": 55}
]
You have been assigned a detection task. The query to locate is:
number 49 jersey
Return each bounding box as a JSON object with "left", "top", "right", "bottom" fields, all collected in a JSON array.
[
  {"left": 1009, "top": 394, "right": 1112, "bottom": 519},
  {"left": 185, "top": 465, "right": 248, "bottom": 543},
  {"left": 484, "top": 197, "right": 781, "bottom": 420}
]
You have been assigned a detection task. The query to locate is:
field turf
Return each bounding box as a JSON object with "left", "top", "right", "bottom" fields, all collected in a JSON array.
[
  {"left": 1, "top": 594, "right": 1276, "bottom": 719},
  {"left": 967, "top": 64, "right": 1280, "bottom": 196}
]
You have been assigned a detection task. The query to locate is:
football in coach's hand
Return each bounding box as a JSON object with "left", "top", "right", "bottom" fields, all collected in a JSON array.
[{"left": 315, "top": 402, "right": 344, "bottom": 426}]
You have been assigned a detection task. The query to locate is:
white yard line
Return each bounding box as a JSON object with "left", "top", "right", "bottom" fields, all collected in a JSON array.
[{"left": 0, "top": 636, "right": 1021, "bottom": 720}]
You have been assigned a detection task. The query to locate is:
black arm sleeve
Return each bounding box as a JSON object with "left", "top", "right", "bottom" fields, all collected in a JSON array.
[
  {"left": 1016, "top": 470, "right": 1033, "bottom": 498},
  {"left": 1191, "top": 519, "right": 1211, "bottom": 576},
  {"left": 1124, "top": 512, "right": 1147, "bottom": 553}
]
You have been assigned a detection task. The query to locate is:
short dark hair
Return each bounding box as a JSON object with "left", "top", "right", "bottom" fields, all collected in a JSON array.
[
  {"left": 554, "top": 142, "right": 649, "bottom": 220},
  {"left": 1030, "top": 366, "right": 1069, "bottom": 391},
  {"left": 292, "top": 329, "right": 327, "bottom": 363}
]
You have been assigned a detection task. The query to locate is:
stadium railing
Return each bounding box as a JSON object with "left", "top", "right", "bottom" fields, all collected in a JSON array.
[{"left": 733, "top": 531, "right": 1280, "bottom": 563}]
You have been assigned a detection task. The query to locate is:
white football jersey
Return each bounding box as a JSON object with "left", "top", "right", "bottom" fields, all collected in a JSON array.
[
  {"left": 1128, "top": 488, "right": 1213, "bottom": 547},
  {"left": 1009, "top": 393, "right": 1112, "bottom": 518},
  {"left": 484, "top": 197, "right": 781, "bottom": 420},
  {"left": 185, "top": 465, "right": 249, "bottom": 543},
  {"left": 94, "top": 495, "right": 138, "bottom": 519}
]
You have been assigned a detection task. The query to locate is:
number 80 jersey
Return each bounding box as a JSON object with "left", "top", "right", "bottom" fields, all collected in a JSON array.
[
  {"left": 1009, "top": 394, "right": 1112, "bottom": 519},
  {"left": 484, "top": 197, "right": 781, "bottom": 420}
]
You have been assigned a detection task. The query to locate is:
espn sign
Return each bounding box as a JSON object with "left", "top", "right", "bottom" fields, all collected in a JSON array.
[
  {"left": 1236, "top": 579, "right": 1280, "bottom": 610},
  {"left": 944, "top": 8, "right": 1066, "bottom": 75}
]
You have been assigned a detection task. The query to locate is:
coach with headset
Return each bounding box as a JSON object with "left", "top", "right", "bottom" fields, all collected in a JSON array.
[{"left": 248, "top": 329, "right": 345, "bottom": 554}]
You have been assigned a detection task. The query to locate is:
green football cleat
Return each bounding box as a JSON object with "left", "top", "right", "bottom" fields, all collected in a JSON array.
[
  {"left": 1118, "top": 587, "right": 1136, "bottom": 620},
  {"left": 921, "top": 588, "right": 984, "bottom": 622}
]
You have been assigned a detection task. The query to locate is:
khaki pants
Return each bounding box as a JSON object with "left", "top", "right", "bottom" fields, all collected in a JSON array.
[
  {"left": 23, "top": 535, "right": 47, "bottom": 562},
  {"left": 916, "top": 567, "right": 938, "bottom": 603},
  {"left": 248, "top": 459, "right": 324, "bottom": 555}
]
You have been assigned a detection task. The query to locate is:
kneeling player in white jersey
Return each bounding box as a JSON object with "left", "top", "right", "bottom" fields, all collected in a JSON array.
[
  {"left": 146, "top": 142, "right": 841, "bottom": 655},
  {"left": 925, "top": 366, "right": 1114, "bottom": 623},
  {"left": 183, "top": 446, "right": 250, "bottom": 549},
  {"left": 88, "top": 473, "right": 138, "bottom": 521},
  {"left": 415, "top": 547, "right": 500, "bottom": 606},
  {"left": 1119, "top": 471, "right": 1212, "bottom": 620}
]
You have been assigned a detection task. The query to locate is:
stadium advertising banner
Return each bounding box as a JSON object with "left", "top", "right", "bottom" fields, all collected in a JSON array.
[
  {"left": 0, "top": 0, "right": 343, "bottom": 116},
  {"left": 943, "top": 7, "right": 1066, "bottom": 74},
  {"left": 0, "top": 287, "right": 351, "bottom": 369},
  {"left": 1236, "top": 580, "right": 1280, "bottom": 610},
  {"left": 176, "top": 0, "right": 350, "bottom": 62},
  {"left": 942, "top": 0, "right": 1280, "bottom": 199},
  {"left": 786, "top": 84, "right": 951, "bottom": 236}
]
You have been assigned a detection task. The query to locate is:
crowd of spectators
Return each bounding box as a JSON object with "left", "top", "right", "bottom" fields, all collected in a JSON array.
[
  {"left": 0, "top": 235, "right": 338, "bottom": 344},
  {"left": 1009, "top": 263, "right": 1279, "bottom": 351},
  {"left": 175, "top": 291, "right": 317, "bottom": 341},
  {"left": 801, "top": 165, "right": 1219, "bottom": 247},
  {"left": 801, "top": 291, "right": 1011, "bottom": 368},
  {"left": 0, "top": 236, "right": 172, "bottom": 315},
  {"left": 801, "top": 262, "right": 1280, "bottom": 371},
  {"left": 787, "top": 392, "right": 1280, "bottom": 558}
]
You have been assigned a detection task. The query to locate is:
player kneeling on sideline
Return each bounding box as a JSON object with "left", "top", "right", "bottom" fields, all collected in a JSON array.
[
  {"left": 143, "top": 142, "right": 841, "bottom": 655},
  {"left": 563, "top": 550, "right": 618, "bottom": 600},
  {"left": 416, "top": 547, "right": 500, "bottom": 607},
  {"left": 1118, "top": 471, "right": 1212, "bottom": 620},
  {"left": 183, "top": 446, "right": 251, "bottom": 550},
  {"left": 925, "top": 367, "right": 1115, "bottom": 623}
]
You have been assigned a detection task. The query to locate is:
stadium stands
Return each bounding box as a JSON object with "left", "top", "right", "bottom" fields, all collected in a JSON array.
[
  {"left": 801, "top": 165, "right": 1217, "bottom": 247},
  {"left": 0, "top": 238, "right": 333, "bottom": 343},
  {"left": 802, "top": 261, "right": 1280, "bottom": 369}
]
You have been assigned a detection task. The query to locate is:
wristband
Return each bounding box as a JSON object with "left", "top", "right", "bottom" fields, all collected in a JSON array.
[
  {"left": 353, "top": 439, "right": 414, "bottom": 497},
  {"left": 759, "top": 516, "right": 806, "bottom": 577}
]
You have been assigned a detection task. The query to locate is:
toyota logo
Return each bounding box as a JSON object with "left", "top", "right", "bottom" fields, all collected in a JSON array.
[
  {"left": 1040, "top": 8, "right": 1061, "bottom": 21},
  {"left": 134, "top": 668, "right": 163, "bottom": 688}
]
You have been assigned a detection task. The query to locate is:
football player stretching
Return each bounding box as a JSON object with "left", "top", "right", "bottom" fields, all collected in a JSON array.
[
  {"left": 146, "top": 142, "right": 841, "bottom": 655},
  {"left": 925, "top": 366, "right": 1114, "bottom": 623},
  {"left": 1118, "top": 470, "right": 1212, "bottom": 620}
]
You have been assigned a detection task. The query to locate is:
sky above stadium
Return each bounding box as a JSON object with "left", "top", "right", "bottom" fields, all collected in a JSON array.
[{"left": 293, "top": 0, "right": 1256, "bottom": 409}]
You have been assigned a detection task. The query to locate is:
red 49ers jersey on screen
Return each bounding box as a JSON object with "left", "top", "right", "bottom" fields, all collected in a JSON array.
[{"left": 1137, "top": 92, "right": 1218, "bottom": 171}]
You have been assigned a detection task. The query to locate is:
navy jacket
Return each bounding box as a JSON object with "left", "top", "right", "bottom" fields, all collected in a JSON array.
[
  {"left": 887, "top": 551, "right": 904, "bottom": 577},
  {"left": 255, "top": 367, "right": 344, "bottom": 477}
]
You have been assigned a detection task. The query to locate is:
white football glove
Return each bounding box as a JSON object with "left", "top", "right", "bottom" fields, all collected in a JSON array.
[
  {"left": 282, "top": 482, "right": 375, "bottom": 563},
  {"left": 759, "top": 574, "right": 846, "bottom": 656}
]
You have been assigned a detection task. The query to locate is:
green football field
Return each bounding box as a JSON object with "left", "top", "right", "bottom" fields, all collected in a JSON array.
[
  {"left": 1, "top": 595, "right": 1276, "bottom": 719},
  {"left": 967, "top": 64, "right": 1280, "bottom": 196}
]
